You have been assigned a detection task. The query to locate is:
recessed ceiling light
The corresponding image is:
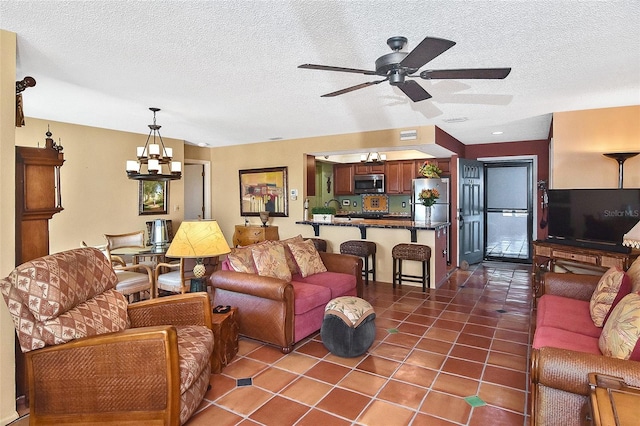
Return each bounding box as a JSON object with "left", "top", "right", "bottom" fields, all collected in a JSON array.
[
  {"left": 492, "top": 131, "right": 504, "bottom": 135},
  {"left": 269, "top": 137, "right": 283, "bottom": 141},
  {"left": 197, "top": 142, "right": 208, "bottom": 147}
]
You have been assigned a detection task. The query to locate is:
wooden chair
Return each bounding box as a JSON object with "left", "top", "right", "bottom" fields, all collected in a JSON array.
[{"left": 155, "top": 257, "right": 219, "bottom": 295}]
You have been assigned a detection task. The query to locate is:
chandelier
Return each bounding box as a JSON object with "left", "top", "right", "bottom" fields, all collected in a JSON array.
[
  {"left": 126, "top": 107, "right": 182, "bottom": 181},
  {"left": 360, "top": 152, "right": 387, "bottom": 163}
]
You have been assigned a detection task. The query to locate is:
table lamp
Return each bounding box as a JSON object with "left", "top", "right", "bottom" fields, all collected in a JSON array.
[
  {"left": 166, "top": 220, "right": 231, "bottom": 279},
  {"left": 623, "top": 220, "right": 640, "bottom": 249}
]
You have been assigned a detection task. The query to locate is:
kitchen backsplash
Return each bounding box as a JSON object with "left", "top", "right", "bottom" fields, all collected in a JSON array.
[{"left": 336, "top": 194, "right": 411, "bottom": 216}]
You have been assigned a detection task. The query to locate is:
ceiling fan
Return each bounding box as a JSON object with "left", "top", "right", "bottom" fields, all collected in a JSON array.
[{"left": 299, "top": 36, "right": 511, "bottom": 102}]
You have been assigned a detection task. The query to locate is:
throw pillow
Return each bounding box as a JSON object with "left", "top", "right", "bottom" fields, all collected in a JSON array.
[
  {"left": 627, "top": 257, "right": 640, "bottom": 293},
  {"left": 252, "top": 243, "right": 292, "bottom": 281},
  {"left": 280, "top": 234, "right": 304, "bottom": 275},
  {"left": 599, "top": 293, "right": 640, "bottom": 361},
  {"left": 288, "top": 239, "right": 327, "bottom": 278},
  {"left": 227, "top": 247, "right": 256, "bottom": 273},
  {"left": 589, "top": 267, "right": 632, "bottom": 327}
]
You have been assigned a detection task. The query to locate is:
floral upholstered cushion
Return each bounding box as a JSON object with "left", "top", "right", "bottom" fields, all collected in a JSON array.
[
  {"left": 599, "top": 293, "right": 640, "bottom": 360},
  {"left": 325, "top": 296, "right": 375, "bottom": 328},
  {"left": 227, "top": 246, "right": 257, "bottom": 273},
  {"left": 288, "top": 239, "right": 327, "bottom": 278},
  {"left": 589, "top": 267, "right": 632, "bottom": 327},
  {"left": 252, "top": 243, "right": 292, "bottom": 281},
  {"left": 280, "top": 235, "right": 304, "bottom": 274},
  {"left": 627, "top": 257, "right": 640, "bottom": 293}
]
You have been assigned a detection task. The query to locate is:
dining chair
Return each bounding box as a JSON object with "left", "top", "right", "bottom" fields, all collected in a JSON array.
[{"left": 155, "top": 257, "right": 219, "bottom": 295}]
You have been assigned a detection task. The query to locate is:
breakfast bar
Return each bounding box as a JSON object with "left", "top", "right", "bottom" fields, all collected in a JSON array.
[{"left": 295, "top": 218, "right": 451, "bottom": 289}]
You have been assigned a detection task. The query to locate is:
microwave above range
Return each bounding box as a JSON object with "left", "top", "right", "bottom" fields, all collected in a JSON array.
[{"left": 354, "top": 174, "right": 385, "bottom": 194}]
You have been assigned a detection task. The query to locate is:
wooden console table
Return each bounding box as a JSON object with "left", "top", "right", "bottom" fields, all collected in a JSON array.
[
  {"left": 532, "top": 240, "right": 639, "bottom": 298},
  {"left": 232, "top": 225, "right": 279, "bottom": 247}
]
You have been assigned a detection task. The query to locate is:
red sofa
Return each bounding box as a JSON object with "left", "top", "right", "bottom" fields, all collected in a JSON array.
[
  {"left": 209, "top": 240, "right": 362, "bottom": 353},
  {"left": 531, "top": 265, "right": 640, "bottom": 425}
]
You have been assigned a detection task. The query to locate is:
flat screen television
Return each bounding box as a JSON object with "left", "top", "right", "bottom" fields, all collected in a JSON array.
[{"left": 547, "top": 189, "right": 640, "bottom": 253}]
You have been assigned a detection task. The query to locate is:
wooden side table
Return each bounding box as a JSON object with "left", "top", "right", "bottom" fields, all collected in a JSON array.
[
  {"left": 211, "top": 307, "right": 239, "bottom": 373},
  {"left": 584, "top": 373, "right": 640, "bottom": 425}
]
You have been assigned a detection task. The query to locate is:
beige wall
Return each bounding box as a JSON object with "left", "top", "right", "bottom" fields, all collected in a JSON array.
[
  {"left": 209, "top": 126, "right": 438, "bottom": 245},
  {"left": 15, "top": 118, "right": 186, "bottom": 252},
  {"left": 552, "top": 105, "right": 640, "bottom": 188},
  {"left": 0, "top": 29, "right": 18, "bottom": 425}
]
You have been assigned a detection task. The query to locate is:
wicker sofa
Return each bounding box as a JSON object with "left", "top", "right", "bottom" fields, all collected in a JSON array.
[
  {"left": 531, "top": 260, "right": 640, "bottom": 425},
  {"left": 209, "top": 237, "right": 363, "bottom": 353},
  {"left": 1, "top": 247, "right": 214, "bottom": 425}
]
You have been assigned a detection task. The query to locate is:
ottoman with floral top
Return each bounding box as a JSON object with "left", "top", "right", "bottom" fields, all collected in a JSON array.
[{"left": 321, "top": 296, "right": 376, "bottom": 357}]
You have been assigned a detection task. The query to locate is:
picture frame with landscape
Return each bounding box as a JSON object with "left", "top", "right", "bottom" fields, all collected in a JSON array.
[{"left": 139, "top": 180, "right": 168, "bottom": 215}]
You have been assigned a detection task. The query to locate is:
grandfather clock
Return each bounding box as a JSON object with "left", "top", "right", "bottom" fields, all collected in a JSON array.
[{"left": 15, "top": 129, "right": 64, "bottom": 264}]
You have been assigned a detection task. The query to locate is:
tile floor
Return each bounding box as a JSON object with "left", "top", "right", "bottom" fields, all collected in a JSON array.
[
  {"left": 10, "top": 261, "right": 534, "bottom": 426},
  {"left": 187, "top": 261, "right": 534, "bottom": 425}
]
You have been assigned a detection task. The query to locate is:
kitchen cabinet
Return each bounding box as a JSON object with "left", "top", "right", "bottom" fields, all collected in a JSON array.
[
  {"left": 354, "top": 163, "right": 385, "bottom": 175},
  {"left": 386, "top": 160, "right": 417, "bottom": 194},
  {"left": 333, "top": 163, "right": 354, "bottom": 195}
]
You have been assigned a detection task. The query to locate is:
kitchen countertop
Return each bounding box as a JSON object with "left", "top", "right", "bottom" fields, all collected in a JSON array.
[{"left": 296, "top": 218, "right": 450, "bottom": 242}]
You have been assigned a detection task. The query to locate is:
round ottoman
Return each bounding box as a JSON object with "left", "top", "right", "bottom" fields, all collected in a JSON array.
[{"left": 321, "top": 296, "right": 376, "bottom": 357}]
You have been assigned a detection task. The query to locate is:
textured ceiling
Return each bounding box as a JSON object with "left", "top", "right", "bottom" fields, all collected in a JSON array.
[{"left": 2, "top": 1, "right": 639, "bottom": 153}]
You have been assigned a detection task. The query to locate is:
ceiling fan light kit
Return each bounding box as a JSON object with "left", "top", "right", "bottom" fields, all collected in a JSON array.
[{"left": 299, "top": 36, "right": 511, "bottom": 102}]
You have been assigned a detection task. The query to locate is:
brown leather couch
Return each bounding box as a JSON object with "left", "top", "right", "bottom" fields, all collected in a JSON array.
[
  {"left": 531, "top": 271, "right": 640, "bottom": 425},
  {"left": 210, "top": 251, "right": 363, "bottom": 353}
]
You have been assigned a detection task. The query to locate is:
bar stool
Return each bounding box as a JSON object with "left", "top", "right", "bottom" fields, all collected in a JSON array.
[
  {"left": 392, "top": 243, "right": 431, "bottom": 292},
  {"left": 340, "top": 240, "right": 376, "bottom": 285},
  {"left": 307, "top": 238, "right": 327, "bottom": 252}
]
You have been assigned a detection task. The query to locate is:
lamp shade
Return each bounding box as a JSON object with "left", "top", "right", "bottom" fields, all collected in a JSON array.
[
  {"left": 623, "top": 220, "right": 640, "bottom": 249},
  {"left": 166, "top": 220, "right": 230, "bottom": 258}
]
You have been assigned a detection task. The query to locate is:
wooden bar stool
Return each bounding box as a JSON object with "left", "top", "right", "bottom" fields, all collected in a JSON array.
[
  {"left": 392, "top": 243, "right": 431, "bottom": 292},
  {"left": 340, "top": 240, "right": 377, "bottom": 285}
]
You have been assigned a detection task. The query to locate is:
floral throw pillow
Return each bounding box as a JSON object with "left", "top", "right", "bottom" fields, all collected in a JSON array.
[
  {"left": 252, "top": 243, "right": 291, "bottom": 281},
  {"left": 227, "top": 247, "right": 256, "bottom": 273},
  {"left": 280, "top": 235, "right": 304, "bottom": 275},
  {"left": 288, "top": 239, "right": 327, "bottom": 278},
  {"left": 589, "top": 267, "right": 632, "bottom": 327},
  {"left": 627, "top": 257, "right": 640, "bottom": 293},
  {"left": 599, "top": 293, "right": 640, "bottom": 361}
]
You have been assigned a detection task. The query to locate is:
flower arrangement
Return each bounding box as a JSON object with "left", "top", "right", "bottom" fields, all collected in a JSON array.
[
  {"left": 418, "top": 161, "right": 442, "bottom": 178},
  {"left": 418, "top": 188, "right": 440, "bottom": 207}
]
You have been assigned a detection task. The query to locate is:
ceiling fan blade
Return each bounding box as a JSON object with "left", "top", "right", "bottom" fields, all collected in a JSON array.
[
  {"left": 298, "top": 64, "right": 377, "bottom": 75},
  {"left": 420, "top": 68, "right": 512, "bottom": 80},
  {"left": 321, "top": 79, "right": 387, "bottom": 97},
  {"left": 397, "top": 80, "right": 432, "bottom": 102},
  {"left": 400, "top": 37, "right": 456, "bottom": 70}
]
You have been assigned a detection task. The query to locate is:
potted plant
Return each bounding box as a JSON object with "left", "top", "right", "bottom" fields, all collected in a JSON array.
[
  {"left": 418, "top": 161, "right": 442, "bottom": 178},
  {"left": 311, "top": 206, "right": 336, "bottom": 223},
  {"left": 418, "top": 188, "right": 440, "bottom": 223}
]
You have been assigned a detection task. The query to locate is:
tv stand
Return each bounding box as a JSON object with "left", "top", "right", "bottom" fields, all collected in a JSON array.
[{"left": 532, "top": 240, "right": 639, "bottom": 299}]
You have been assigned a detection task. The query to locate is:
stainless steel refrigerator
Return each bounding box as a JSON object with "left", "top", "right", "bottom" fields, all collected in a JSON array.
[{"left": 412, "top": 177, "right": 450, "bottom": 223}]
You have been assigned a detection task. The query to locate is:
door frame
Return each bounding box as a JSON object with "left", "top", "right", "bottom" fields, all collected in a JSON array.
[
  {"left": 477, "top": 155, "right": 538, "bottom": 248},
  {"left": 482, "top": 159, "right": 534, "bottom": 263},
  {"left": 184, "top": 159, "right": 211, "bottom": 220}
]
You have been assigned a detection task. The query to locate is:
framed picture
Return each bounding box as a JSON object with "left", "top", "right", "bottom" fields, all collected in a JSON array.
[
  {"left": 139, "top": 180, "right": 169, "bottom": 215},
  {"left": 239, "top": 166, "right": 288, "bottom": 217}
]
